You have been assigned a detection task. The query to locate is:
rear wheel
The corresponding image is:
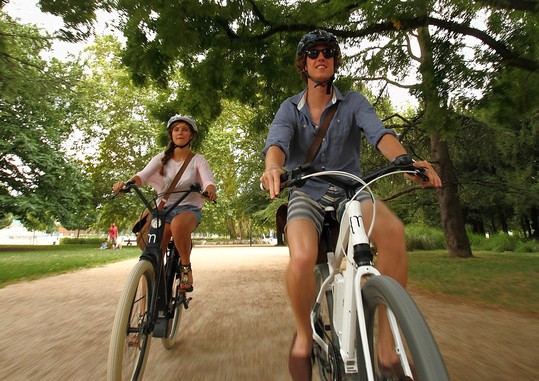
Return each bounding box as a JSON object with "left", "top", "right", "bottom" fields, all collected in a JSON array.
[
  {"left": 313, "top": 264, "right": 343, "bottom": 381},
  {"left": 358, "top": 276, "right": 450, "bottom": 381},
  {"left": 108, "top": 260, "right": 154, "bottom": 381}
]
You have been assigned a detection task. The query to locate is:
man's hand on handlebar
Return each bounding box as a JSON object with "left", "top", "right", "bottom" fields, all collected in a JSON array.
[
  {"left": 260, "top": 166, "right": 285, "bottom": 200},
  {"left": 407, "top": 160, "right": 442, "bottom": 189}
]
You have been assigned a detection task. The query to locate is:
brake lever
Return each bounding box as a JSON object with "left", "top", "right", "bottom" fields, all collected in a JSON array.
[{"left": 282, "top": 163, "right": 317, "bottom": 188}]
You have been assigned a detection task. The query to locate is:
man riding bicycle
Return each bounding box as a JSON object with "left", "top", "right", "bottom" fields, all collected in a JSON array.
[{"left": 260, "top": 29, "right": 442, "bottom": 380}]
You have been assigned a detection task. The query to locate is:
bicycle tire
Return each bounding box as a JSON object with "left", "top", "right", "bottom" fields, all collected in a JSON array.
[
  {"left": 162, "top": 248, "right": 183, "bottom": 349},
  {"left": 108, "top": 260, "right": 155, "bottom": 381},
  {"left": 313, "top": 264, "right": 344, "bottom": 381},
  {"left": 358, "top": 275, "right": 450, "bottom": 381}
]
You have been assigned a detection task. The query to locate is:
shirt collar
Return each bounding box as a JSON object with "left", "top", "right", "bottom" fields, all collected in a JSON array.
[{"left": 294, "top": 86, "right": 343, "bottom": 110}]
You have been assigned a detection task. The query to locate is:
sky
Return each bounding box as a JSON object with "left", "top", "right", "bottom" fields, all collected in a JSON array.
[
  {"left": 4, "top": 0, "right": 416, "bottom": 108},
  {"left": 4, "top": 0, "right": 118, "bottom": 60}
]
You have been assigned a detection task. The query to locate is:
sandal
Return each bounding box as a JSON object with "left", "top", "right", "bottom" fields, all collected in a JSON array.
[
  {"left": 179, "top": 263, "right": 194, "bottom": 293},
  {"left": 288, "top": 332, "right": 312, "bottom": 381}
]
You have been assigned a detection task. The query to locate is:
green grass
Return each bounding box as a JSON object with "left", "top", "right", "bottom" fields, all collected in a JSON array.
[
  {"left": 0, "top": 245, "right": 140, "bottom": 287},
  {"left": 408, "top": 250, "right": 539, "bottom": 315}
]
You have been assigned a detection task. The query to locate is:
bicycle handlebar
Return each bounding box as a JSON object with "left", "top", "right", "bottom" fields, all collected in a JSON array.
[
  {"left": 116, "top": 182, "right": 211, "bottom": 213},
  {"left": 280, "top": 154, "right": 429, "bottom": 195}
]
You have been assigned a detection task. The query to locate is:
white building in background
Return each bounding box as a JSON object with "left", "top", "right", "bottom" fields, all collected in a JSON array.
[{"left": 0, "top": 220, "right": 60, "bottom": 245}]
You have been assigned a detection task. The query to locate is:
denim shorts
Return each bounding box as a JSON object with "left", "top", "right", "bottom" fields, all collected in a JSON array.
[{"left": 165, "top": 204, "right": 202, "bottom": 226}]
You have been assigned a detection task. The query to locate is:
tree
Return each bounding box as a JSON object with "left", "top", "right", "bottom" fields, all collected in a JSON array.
[
  {"left": 37, "top": 0, "right": 538, "bottom": 253},
  {"left": 71, "top": 35, "right": 167, "bottom": 234},
  {"left": 0, "top": 11, "right": 93, "bottom": 230}
]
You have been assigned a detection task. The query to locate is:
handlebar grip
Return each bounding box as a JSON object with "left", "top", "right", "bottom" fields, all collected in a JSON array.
[
  {"left": 119, "top": 180, "right": 136, "bottom": 194},
  {"left": 415, "top": 167, "right": 429, "bottom": 182}
]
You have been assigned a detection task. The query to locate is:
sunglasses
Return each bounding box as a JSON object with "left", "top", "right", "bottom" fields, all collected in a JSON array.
[{"left": 305, "top": 48, "right": 335, "bottom": 59}]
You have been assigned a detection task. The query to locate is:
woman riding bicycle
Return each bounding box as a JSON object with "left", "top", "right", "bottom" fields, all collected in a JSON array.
[
  {"left": 113, "top": 114, "right": 217, "bottom": 293},
  {"left": 260, "top": 30, "right": 441, "bottom": 380}
]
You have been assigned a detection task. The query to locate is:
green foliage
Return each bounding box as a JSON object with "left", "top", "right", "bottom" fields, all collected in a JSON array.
[
  {"left": 59, "top": 237, "right": 103, "bottom": 245},
  {"left": 4, "top": 0, "right": 538, "bottom": 245},
  {"left": 405, "top": 224, "right": 447, "bottom": 251},
  {"left": 469, "top": 231, "right": 539, "bottom": 253},
  {"left": 0, "top": 12, "right": 94, "bottom": 230}
]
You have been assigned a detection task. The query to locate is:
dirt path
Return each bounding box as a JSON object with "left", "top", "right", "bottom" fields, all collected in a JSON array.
[{"left": 0, "top": 246, "right": 537, "bottom": 380}]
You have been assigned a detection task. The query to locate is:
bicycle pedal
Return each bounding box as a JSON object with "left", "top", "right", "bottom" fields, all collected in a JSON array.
[{"left": 183, "top": 297, "right": 192, "bottom": 309}]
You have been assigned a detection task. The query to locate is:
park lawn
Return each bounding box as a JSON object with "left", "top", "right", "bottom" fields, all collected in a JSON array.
[
  {"left": 408, "top": 250, "right": 539, "bottom": 315},
  {"left": 0, "top": 245, "right": 140, "bottom": 288}
]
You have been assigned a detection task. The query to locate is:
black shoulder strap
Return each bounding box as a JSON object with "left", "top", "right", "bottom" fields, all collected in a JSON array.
[{"left": 304, "top": 102, "right": 338, "bottom": 164}]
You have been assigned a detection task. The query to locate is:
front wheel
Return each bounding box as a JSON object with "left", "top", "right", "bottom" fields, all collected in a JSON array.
[
  {"left": 108, "top": 260, "right": 154, "bottom": 381},
  {"left": 162, "top": 247, "right": 185, "bottom": 349},
  {"left": 358, "top": 275, "right": 450, "bottom": 381}
]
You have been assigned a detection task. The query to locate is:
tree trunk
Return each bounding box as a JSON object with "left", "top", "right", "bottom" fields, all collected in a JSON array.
[
  {"left": 226, "top": 217, "right": 236, "bottom": 240},
  {"left": 431, "top": 134, "right": 473, "bottom": 257},
  {"left": 417, "top": 26, "right": 472, "bottom": 258},
  {"left": 530, "top": 206, "right": 538, "bottom": 239}
]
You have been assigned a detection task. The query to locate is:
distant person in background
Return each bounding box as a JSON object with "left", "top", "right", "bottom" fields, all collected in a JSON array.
[{"left": 108, "top": 223, "right": 118, "bottom": 249}]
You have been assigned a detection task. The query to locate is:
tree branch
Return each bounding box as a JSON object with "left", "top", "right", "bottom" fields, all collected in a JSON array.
[
  {"left": 381, "top": 185, "right": 425, "bottom": 202},
  {"left": 340, "top": 16, "right": 538, "bottom": 72},
  {"left": 357, "top": 76, "right": 418, "bottom": 89},
  {"left": 472, "top": 0, "right": 539, "bottom": 13}
]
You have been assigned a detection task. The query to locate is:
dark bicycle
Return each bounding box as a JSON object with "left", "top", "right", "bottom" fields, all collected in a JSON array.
[{"left": 108, "top": 182, "right": 207, "bottom": 381}]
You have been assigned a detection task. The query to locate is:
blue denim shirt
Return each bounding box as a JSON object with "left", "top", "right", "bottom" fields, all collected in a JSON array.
[{"left": 262, "top": 86, "right": 397, "bottom": 200}]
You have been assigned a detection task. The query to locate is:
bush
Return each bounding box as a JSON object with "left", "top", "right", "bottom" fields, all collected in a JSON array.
[
  {"left": 405, "top": 225, "right": 446, "bottom": 251},
  {"left": 468, "top": 232, "right": 539, "bottom": 253},
  {"left": 60, "top": 237, "right": 103, "bottom": 245}
]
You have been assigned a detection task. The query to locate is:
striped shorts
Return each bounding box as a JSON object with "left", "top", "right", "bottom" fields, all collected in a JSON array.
[{"left": 287, "top": 186, "right": 371, "bottom": 236}]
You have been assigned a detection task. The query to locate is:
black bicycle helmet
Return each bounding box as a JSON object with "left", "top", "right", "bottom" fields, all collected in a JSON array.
[
  {"left": 296, "top": 30, "right": 341, "bottom": 93},
  {"left": 296, "top": 29, "right": 340, "bottom": 58}
]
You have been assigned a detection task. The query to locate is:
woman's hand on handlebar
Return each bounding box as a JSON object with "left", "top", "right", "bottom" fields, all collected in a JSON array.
[
  {"left": 112, "top": 181, "right": 125, "bottom": 194},
  {"left": 112, "top": 176, "right": 141, "bottom": 194},
  {"left": 202, "top": 184, "right": 218, "bottom": 202},
  {"left": 406, "top": 160, "right": 442, "bottom": 189},
  {"left": 260, "top": 166, "right": 285, "bottom": 199}
]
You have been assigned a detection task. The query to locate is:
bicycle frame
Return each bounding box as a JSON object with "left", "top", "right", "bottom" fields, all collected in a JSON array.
[
  {"left": 125, "top": 182, "right": 202, "bottom": 337},
  {"left": 311, "top": 187, "right": 378, "bottom": 376},
  {"left": 292, "top": 165, "right": 424, "bottom": 380}
]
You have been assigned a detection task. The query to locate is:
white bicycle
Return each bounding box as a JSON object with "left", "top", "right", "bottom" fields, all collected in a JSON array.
[{"left": 281, "top": 154, "right": 450, "bottom": 381}]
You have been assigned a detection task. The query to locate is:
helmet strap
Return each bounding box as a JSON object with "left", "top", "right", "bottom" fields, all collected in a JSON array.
[
  {"left": 305, "top": 70, "right": 334, "bottom": 95},
  {"left": 172, "top": 138, "right": 192, "bottom": 150},
  {"left": 176, "top": 142, "right": 191, "bottom": 149}
]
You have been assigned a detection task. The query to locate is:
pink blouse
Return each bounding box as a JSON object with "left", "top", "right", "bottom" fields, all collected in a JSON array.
[{"left": 136, "top": 153, "right": 215, "bottom": 209}]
